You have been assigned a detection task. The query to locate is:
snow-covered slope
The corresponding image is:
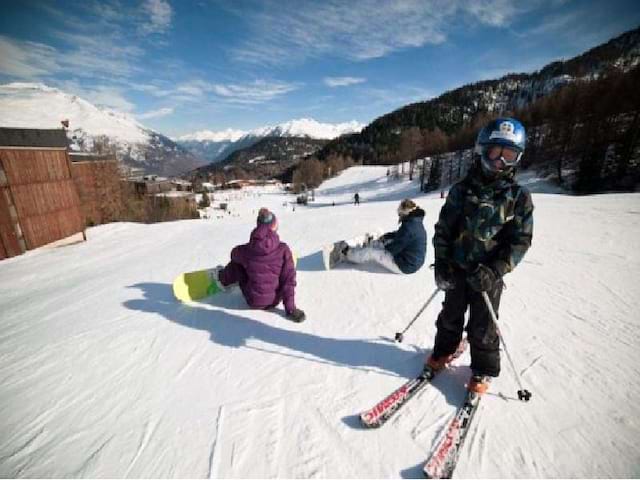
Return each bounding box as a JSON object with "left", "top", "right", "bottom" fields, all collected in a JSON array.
[
  {"left": 0, "top": 83, "right": 205, "bottom": 176},
  {"left": 177, "top": 118, "right": 364, "bottom": 163},
  {"left": 0, "top": 83, "right": 150, "bottom": 144},
  {"left": 0, "top": 167, "right": 639, "bottom": 477}
]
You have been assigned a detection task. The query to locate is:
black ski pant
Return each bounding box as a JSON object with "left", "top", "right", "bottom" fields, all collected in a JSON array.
[{"left": 432, "top": 268, "right": 503, "bottom": 377}]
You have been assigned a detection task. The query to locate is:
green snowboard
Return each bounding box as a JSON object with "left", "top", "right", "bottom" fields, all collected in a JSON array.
[{"left": 172, "top": 268, "right": 223, "bottom": 302}]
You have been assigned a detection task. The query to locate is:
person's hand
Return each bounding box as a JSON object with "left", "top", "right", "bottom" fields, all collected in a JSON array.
[
  {"left": 434, "top": 259, "right": 455, "bottom": 290},
  {"left": 467, "top": 264, "right": 498, "bottom": 292},
  {"left": 287, "top": 308, "right": 306, "bottom": 323}
]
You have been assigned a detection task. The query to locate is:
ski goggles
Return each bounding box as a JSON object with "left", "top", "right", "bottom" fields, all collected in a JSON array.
[{"left": 484, "top": 144, "right": 521, "bottom": 166}]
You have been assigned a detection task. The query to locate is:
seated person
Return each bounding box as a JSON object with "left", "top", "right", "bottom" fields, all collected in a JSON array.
[
  {"left": 217, "top": 208, "right": 305, "bottom": 322},
  {"left": 343, "top": 199, "right": 427, "bottom": 274}
]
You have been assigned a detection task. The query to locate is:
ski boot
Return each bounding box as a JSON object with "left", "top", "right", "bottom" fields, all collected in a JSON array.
[
  {"left": 467, "top": 374, "right": 492, "bottom": 395},
  {"left": 329, "top": 241, "right": 349, "bottom": 268},
  {"left": 424, "top": 353, "right": 455, "bottom": 372}
]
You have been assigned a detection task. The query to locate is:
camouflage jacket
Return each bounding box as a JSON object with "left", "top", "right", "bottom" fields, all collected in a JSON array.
[{"left": 433, "top": 166, "right": 534, "bottom": 277}]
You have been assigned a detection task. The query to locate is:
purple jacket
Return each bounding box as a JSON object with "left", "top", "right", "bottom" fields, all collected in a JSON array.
[{"left": 230, "top": 224, "right": 297, "bottom": 313}]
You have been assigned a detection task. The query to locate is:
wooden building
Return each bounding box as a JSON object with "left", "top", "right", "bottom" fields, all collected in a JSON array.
[
  {"left": 70, "top": 153, "right": 123, "bottom": 226},
  {"left": 0, "top": 128, "right": 84, "bottom": 260}
]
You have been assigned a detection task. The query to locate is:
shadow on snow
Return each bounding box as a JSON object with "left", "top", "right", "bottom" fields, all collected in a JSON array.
[{"left": 124, "top": 281, "right": 425, "bottom": 378}]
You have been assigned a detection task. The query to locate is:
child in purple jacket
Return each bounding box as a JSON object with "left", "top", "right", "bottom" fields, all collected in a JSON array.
[{"left": 217, "top": 208, "right": 305, "bottom": 322}]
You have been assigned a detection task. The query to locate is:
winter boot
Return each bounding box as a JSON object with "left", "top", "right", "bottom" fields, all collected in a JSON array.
[
  {"left": 467, "top": 374, "right": 492, "bottom": 395},
  {"left": 213, "top": 265, "right": 238, "bottom": 294}
]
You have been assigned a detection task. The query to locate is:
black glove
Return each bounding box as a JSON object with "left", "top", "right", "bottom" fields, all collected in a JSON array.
[
  {"left": 287, "top": 308, "right": 306, "bottom": 323},
  {"left": 434, "top": 259, "right": 455, "bottom": 290},
  {"left": 380, "top": 232, "right": 395, "bottom": 245},
  {"left": 467, "top": 264, "right": 498, "bottom": 292}
]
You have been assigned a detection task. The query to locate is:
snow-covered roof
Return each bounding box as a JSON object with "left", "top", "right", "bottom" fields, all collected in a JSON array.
[{"left": 154, "top": 191, "right": 195, "bottom": 198}]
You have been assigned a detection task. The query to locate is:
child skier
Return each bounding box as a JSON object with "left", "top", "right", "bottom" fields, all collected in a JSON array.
[
  {"left": 340, "top": 198, "right": 427, "bottom": 274},
  {"left": 425, "top": 118, "right": 534, "bottom": 394},
  {"left": 216, "top": 208, "right": 306, "bottom": 322}
]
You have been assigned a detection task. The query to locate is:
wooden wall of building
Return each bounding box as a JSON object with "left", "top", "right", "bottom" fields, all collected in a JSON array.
[
  {"left": 0, "top": 184, "right": 23, "bottom": 260},
  {"left": 71, "top": 159, "right": 123, "bottom": 226},
  {"left": 0, "top": 148, "right": 84, "bottom": 254}
]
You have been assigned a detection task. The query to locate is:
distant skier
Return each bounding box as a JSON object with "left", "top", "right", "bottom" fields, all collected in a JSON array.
[
  {"left": 216, "top": 208, "right": 306, "bottom": 322},
  {"left": 425, "top": 117, "right": 534, "bottom": 395},
  {"left": 354, "top": 192, "right": 360, "bottom": 205},
  {"left": 339, "top": 199, "right": 427, "bottom": 274}
]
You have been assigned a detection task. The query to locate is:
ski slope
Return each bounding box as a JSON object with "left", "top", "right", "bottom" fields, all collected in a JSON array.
[{"left": 0, "top": 167, "right": 639, "bottom": 478}]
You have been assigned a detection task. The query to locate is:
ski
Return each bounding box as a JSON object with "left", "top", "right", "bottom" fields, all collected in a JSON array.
[
  {"left": 422, "top": 390, "right": 482, "bottom": 479},
  {"left": 359, "top": 339, "right": 467, "bottom": 428}
]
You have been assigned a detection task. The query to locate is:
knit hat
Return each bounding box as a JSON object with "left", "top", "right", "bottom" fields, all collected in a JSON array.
[
  {"left": 397, "top": 199, "right": 418, "bottom": 217},
  {"left": 257, "top": 208, "right": 277, "bottom": 228}
]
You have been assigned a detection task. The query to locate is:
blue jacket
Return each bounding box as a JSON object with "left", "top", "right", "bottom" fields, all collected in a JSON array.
[{"left": 384, "top": 208, "right": 427, "bottom": 274}]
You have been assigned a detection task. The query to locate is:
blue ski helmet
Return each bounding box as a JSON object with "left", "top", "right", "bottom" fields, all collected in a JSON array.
[{"left": 474, "top": 118, "right": 526, "bottom": 177}]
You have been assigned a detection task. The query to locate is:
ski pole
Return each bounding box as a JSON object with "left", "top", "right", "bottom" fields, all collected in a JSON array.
[
  {"left": 395, "top": 287, "right": 440, "bottom": 343},
  {"left": 481, "top": 291, "right": 532, "bottom": 402}
]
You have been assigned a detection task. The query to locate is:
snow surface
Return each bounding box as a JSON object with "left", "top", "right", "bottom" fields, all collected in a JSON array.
[{"left": 1, "top": 167, "right": 639, "bottom": 478}]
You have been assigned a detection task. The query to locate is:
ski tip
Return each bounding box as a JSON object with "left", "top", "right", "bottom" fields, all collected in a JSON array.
[{"left": 359, "top": 414, "right": 381, "bottom": 429}]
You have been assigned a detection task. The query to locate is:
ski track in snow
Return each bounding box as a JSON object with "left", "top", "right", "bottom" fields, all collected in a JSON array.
[{"left": 0, "top": 168, "right": 639, "bottom": 477}]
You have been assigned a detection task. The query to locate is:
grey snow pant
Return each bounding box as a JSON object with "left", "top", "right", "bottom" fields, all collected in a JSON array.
[{"left": 432, "top": 268, "right": 503, "bottom": 377}]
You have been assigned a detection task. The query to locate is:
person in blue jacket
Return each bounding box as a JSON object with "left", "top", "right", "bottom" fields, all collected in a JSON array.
[{"left": 342, "top": 199, "right": 427, "bottom": 274}]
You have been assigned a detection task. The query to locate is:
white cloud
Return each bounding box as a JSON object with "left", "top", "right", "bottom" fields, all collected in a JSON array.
[
  {"left": 211, "top": 80, "right": 298, "bottom": 104},
  {"left": 5, "top": 2, "right": 170, "bottom": 83},
  {"left": 140, "top": 0, "right": 173, "bottom": 35},
  {"left": 324, "top": 76, "right": 366, "bottom": 87},
  {"left": 128, "top": 78, "right": 297, "bottom": 107},
  {"left": 344, "top": 85, "right": 434, "bottom": 112},
  {"left": 130, "top": 83, "right": 173, "bottom": 97},
  {"left": 473, "top": 56, "right": 558, "bottom": 81},
  {"left": 465, "top": 0, "right": 518, "bottom": 28},
  {"left": 137, "top": 107, "right": 174, "bottom": 119},
  {"left": 174, "top": 80, "right": 214, "bottom": 99},
  {"left": 231, "top": 0, "right": 535, "bottom": 65},
  {"left": 52, "top": 30, "right": 143, "bottom": 79},
  {"left": 0, "top": 36, "right": 60, "bottom": 78}
]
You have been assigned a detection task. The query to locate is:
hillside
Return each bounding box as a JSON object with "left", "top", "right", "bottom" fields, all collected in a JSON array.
[
  {"left": 318, "top": 26, "right": 640, "bottom": 166},
  {"left": 0, "top": 167, "right": 638, "bottom": 477},
  {"left": 195, "top": 136, "right": 328, "bottom": 180},
  {"left": 0, "top": 83, "right": 206, "bottom": 177}
]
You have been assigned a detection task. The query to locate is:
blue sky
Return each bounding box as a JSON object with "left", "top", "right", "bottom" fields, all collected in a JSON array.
[{"left": 1, "top": 0, "right": 639, "bottom": 137}]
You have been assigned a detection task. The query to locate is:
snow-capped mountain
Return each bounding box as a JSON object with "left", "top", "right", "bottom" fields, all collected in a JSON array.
[
  {"left": 248, "top": 118, "right": 364, "bottom": 139},
  {"left": 177, "top": 118, "right": 364, "bottom": 163},
  {"left": 0, "top": 83, "right": 206, "bottom": 176}
]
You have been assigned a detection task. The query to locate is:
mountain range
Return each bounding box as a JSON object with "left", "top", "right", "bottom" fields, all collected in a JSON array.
[
  {"left": 176, "top": 118, "right": 364, "bottom": 164},
  {"left": 0, "top": 83, "right": 363, "bottom": 177}
]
